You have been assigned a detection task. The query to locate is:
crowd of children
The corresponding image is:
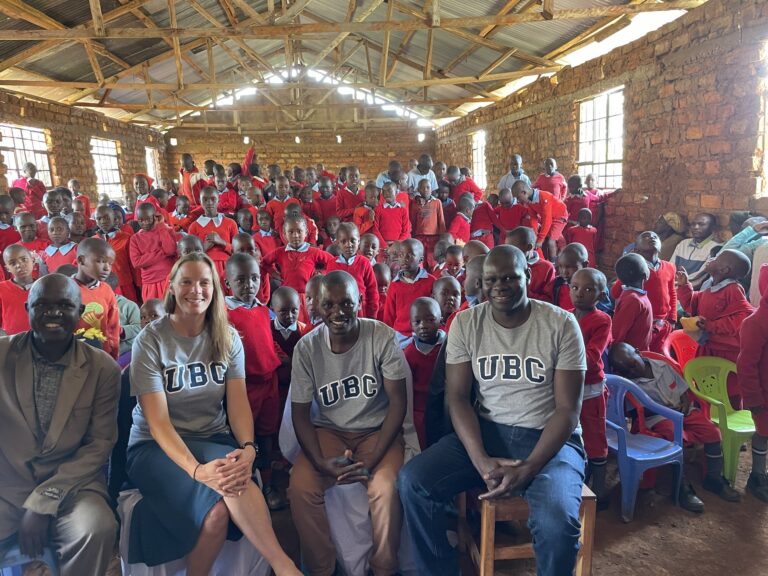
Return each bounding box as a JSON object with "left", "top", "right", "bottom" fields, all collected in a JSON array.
[{"left": 4, "top": 150, "right": 768, "bottom": 529}]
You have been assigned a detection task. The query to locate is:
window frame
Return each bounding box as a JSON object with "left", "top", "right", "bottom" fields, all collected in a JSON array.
[
  {"left": 577, "top": 86, "right": 625, "bottom": 190},
  {"left": 471, "top": 130, "right": 487, "bottom": 190},
  {"left": 90, "top": 137, "right": 123, "bottom": 200},
  {"left": 145, "top": 146, "right": 160, "bottom": 185},
  {"left": 0, "top": 123, "right": 53, "bottom": 187}
]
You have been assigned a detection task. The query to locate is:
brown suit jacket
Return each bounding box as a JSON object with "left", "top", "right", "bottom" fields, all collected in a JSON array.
[{"left": 0, "top": 332, "right": 120, "bottom": 539}]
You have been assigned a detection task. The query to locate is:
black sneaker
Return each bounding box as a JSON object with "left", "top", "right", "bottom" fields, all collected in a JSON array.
[
  {"left": 702, "top": 475, "right": 741, "bottom": 502},
  {"left": 263, "top": 485, "right": 288, "bottom": 511},
  {"left": 747, "top": 473, "right": 768, "bottom": 503},
  {"left": 678, "top": 484, "right": 705, "bottom": 513}
]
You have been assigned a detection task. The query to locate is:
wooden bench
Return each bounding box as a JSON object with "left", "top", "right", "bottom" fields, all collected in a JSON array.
[{"left": 457, "top": 484, "right": 596, "bottom": 576}]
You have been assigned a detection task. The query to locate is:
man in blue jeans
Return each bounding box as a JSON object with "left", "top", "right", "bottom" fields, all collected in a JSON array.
[{"left": 398, "top": 245, "right": 587, "bottom": 576}]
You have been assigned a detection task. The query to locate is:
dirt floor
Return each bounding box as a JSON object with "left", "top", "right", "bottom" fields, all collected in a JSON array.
[{"left": 21, "top": 448, "right": 768, "bottom": 576}]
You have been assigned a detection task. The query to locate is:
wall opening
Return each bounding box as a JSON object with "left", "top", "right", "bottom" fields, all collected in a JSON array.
[{"left": 577, "top": 86, "right": 624, "bottom": 190}]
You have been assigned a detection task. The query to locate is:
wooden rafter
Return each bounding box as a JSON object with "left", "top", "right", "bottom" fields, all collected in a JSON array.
[
  {"left": 479, "top": 48, "right": 517, "bottom": 78},
  {"left": 424, "top": 29, "right": 433, "bottom": 81},
  {"left": 229, "top": 0, "right": 267, "bottom": 23},
  {"left": 219, "top": 0, "right": 238, "bottom": 26},
  {"left": 378, "top": 0, "right": 394, "bottom": 86},
  {"left": 0, "top": 2, "right": 707, "bottom": 40},
  {"left": 272, "top": 0, "right": 314, "bottom": 24},
  {"left": 542, "top": 0, "right": 555, "bottom": 20},
  {"left": 167, "top": 0, "right": 183, "bottom": 89},
  {"left": 89, "top": 0, "right": 105, "bottom": 35},
  {"left": 83, "top": 43, "right": 104, "bottom": 85}
]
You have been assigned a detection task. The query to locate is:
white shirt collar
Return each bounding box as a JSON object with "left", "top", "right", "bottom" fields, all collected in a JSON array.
[
  {"left": 336, "top": 254, "right": 356, "bottom": 265},
  {"left": 285, "top": 242, "right": 310, "bottom": 252},
  {"left": 273, "top": 317, "right": 298, "bottom": 338},
  {"left": 225, "top": 296, "right": 262, "bottom": 309},
  {"left": 395, "top": 268, "right": 429, "bottom": 283},
  {"left": 708, "top": 278, "right": 740, "bottom": 293},
  {"left": 196, "top": 214, "right": 223, "bottom": 227},
  {"left": 45, "top": 242, "right": 77, "bottom": 256}
]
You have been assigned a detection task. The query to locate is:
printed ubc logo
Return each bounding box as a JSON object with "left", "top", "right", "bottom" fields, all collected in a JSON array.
[
  {"left": 476, "top": 355, "right": 546, "bottom": 383},
  {"left": 318, "top": 374, "right": 378, "bottom": 407},
  {"left": 165, "top": 362, "right": 227, "bottom": 393}
]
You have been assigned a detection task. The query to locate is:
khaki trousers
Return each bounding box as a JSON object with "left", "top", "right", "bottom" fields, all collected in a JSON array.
[{"left": 288, "top": 428, "right": 404, "bottom": 576}]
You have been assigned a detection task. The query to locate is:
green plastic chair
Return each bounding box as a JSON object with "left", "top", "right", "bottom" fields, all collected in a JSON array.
[{"left": 684, "top": 357, "right": 755, "bottom": 486}]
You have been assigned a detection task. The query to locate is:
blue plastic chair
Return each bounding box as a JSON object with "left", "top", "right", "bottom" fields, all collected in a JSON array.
[
  {"left": 605, "top": 375, "right": 684, "bottom": 522},
  {"left": 0, "top": 541, "right": 59, "bottom": 576}
]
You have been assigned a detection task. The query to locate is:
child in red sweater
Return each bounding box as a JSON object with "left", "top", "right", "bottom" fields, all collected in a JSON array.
[
  {"left": 270, "top": 286, "right": 310, "bottom": 409},
  {"left": 74, "top": 238, "right": 120, "bottom": 359},
  {"left": 447, "top": 195, "right": 474, "bottom": 245},
  {"left": 43, "top": 216, "right": 77, "bottom": 274},
  {"left": 373, "top": 262, "right": 390, "bottom": 322},
  {"left": 512, "top": 180, "right": 568, "bottom": 262},
  {"left": 495, "top": 188, "right": 535, "bottom": 236},
  {"left": 442, "top": 245, "right": 465, "bottom": 285},
  {"left": 224, "top": 253, "right": 286, "bottom": 510},
  {"left": 15, "top": 212, "right": 47, "bottom": 277},
  {"left": 280, "top": 203, "right": 319, "bottom": 246},
  {"left": 266, "top": 176, "right": 301, "bottom": 232},
  {"left": 404, "top": 297, "right": 446, "bottom": 448},
  {"left": 353, "top": 183, "right": 379, "bottom": 237},
  {"left": 254, "top": 209, "right": 282, "bottom": 257},
  {"left": 437, "top": 183, "right": 456, "bottom": 229},
  {"left": 411, "top": 180, "right": 446, "bottom": 269},
  {"left": 550, "top": 243, "right": 588, "bottom": 311},
  {"left": 469, "top": 199, "right": 496, "bottom": 249},
  {"left": 0, "top": 244, "right": 34, "bottom": 334},
  {"left": 94, "top": 205, "right": 137, "bottom": 303},
  {"left": 738, "top": 265, "right": 768, "bottom": 502},
  {"left": 375, "top": 182, "right": 411, "bottom": 246},
  {"left": 383, "top": 238, "right": 437, "bottom": 344},
  {"left": 261, "top": 215, "right": 334, "bottom": 318},
  {"left": 611, "top": 231, "right": 677, "bottom": 353},
  {"left": 432, "top": 276, "right": 461, "bottom": 326},
  {"left": 359, "top": 233, "right": 380, "bottom": 265},
  {"left": 678, "top": 249, "right": 755, "bottom": 408},
  {"left": 168, "top": 195, "right": 198, "bottom": 232},
  {"left": 335, "top": 166, "right": 365, "bottom": 222},
  {"left": 318, "top": 215, "right": 340, "bottom": 249},
  {"left": 232, "top": 232, "right": 270, "bottom": 305},
  {"left": 564, "top": 208, "right": 598, "bottom": 266},
  {"left": 326, "top": 223, "right": 379, "bottom": 319},
  {"left": 506, "top": 226, "right": 555, "bottom": 303},
  {"left": 612, "top": 253, "right": 653, "bottom": 351},
  {"left": 314, "top": 176, "right": 338, "bottom": 229},
  {"left": 0, "top": 197, "right": 22, "bottom": 275},
  {"left": 188, "top": 186, "right": 240, "bottom": 284},
  {"left": 129, "top": 203, "right": 178, "bottom": 301},
  {"left": 177, "top": 235, "right": 204, "bottom": 257},
  {"left": 571, "top": 268, "right": 612, "bottom": 506},
  {"left": 532, "top": 157, "right": 568, "bottom": 200}
]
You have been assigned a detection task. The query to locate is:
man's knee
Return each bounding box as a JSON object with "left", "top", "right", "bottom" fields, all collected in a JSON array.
[
  {"left": 369, "top": 468, "right": 399, "bottom": 501},
  {"left": 65, "top": 501, "right": 118, "bottom": 547},
  {"left": 527, "top": 475, "right": 581, "bottom": 541},
  {"left": 397, "top": 459, "right": 424, "bottom": 502}
]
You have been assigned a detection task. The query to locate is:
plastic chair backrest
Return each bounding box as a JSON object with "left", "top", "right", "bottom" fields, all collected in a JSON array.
[
  {"left": 665, "top": 330, "right": 698, "bottom": 368},
  {"left": 683, "top": 357, "right": 737, "bottom": 416},
  {"left": 642, "top": 351, "right": 683, "bottom": 376}
]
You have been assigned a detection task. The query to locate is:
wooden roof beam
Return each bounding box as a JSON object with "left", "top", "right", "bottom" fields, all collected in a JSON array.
[
  {"left": 89, "top": 0, "right": 105, "bottom": 35},
  {"left": 542, "top": 0, "right": 554, "bottom": 20},
  {"left": 167, "top": 0, "right": 183, "bottom": 89},
  {"left": 378, "top": 0, "right": 395, "bottom": 86}
]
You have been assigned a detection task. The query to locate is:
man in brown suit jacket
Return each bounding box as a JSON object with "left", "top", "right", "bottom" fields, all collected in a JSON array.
[{"left": 0, "top": 274, "right": 120, "bottom": 575}]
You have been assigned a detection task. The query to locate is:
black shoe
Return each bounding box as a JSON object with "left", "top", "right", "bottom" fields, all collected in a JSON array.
[
  {"left": 263, "top": 485, "right": 288, "bottom": 511},
  {"left": 678, "top": 484, "right": 705, "bottom": 513},
  {"left": 747, "top": 473, "right": 768, "bottom": 503},
  {"left": 702, "top": 475, "right": 741, "bottom": 502}
]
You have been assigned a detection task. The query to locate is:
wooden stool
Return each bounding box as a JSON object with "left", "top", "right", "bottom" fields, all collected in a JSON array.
[{"left": 457, "top": 485, "right": 596, "bottom": 576}]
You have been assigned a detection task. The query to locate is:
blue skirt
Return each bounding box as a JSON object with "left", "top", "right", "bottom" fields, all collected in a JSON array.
[{"left": 126, "top": 434, "right": 244, "bottom": 566}]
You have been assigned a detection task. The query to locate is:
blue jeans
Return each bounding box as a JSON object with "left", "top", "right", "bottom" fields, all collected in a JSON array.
[{"left": 398, "top": 420, "right": 586, "bottom": 576}]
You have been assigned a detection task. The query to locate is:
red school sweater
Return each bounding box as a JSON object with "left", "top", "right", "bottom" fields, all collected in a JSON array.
[
  {"left": 528, "top": 190, "right": 568, "bottom": 244},
  {"left": 314, "top": 195, "right": 338, "bottom": 228},
  {"left": 0, "top": 226, "right": 22, "bottom": 278},
  {"left": 97, "top": 230, "right": 137, "bottom": 303},
  {"left": 532, "top": 172, "right": 568, "bottom": 201},
  {"left": 0, "top": 280, "right": 31, "bottom": 335},
  {"left": 217, "top": 189, "right": 244, "bottom": 215},
  {"left": 678, "top": 280, "right": 754, "bottom": 354},
  {"left": 738, "top": 268, "right": 768, "bottom": 409},
  {"left": 442, "top": 200, "right": 457, "bottom": 229},
  {"left": 326, "top": 255, "right": 380, "bottom": 319},
  {"left": 564, "top": 225, "right": 598, "bottom": 267},
  {"left": 529, "top": 257, "right": 556, "bottom": 303},
  {"left": 261, "top": 245, "right": 334, "bottom": 294},
  {"left": 188, "top": 215, "right": 239, "bottom": 264},
  {"left": 375, "top": 203, "right": 411, "bottom": 243},
  {"left": 449, "top": 178, "right": 483, "bottom": 204},
  {"left": 227, "top": 305, "right": 282, "bottom": 378},
  {"left": 612, "top": 287, "right": 653, "bottom": 351},
  {"left": 19, "top": 238, "right": 47, "bottom": 278},
  {"left": 610, "top": 259, "right": 677, "bottom": 323},
  {"left": 411, "top": 197, "right": 446, "bottom": 237},
  {"left": 383, "top": 271, "right": 437, "bottom": 336},
  {"left": 254, "top": 229, "right": 282, "bottom": 256},
  {"left": 266, "top": 197, "right": 301, "bottom": 231},
  {"left": 404, "top": 338, "right": 443, "bottom": 448},
  {"left": 448, "top": 213, "right": 471, "bottom": 244},
  {"left": 470, "top": 202, "right": 497, "bottom": 248},
  {"left": 76, "top": 279, "right": 120, "bottom": 359},
  {"left": 495, "top": 204, "right": 536, "bottom": 233},
  {"left": 42, "top": 242, "right": 78, "bottom": 274},
  {"left": 577, "top": 309, "right": 612, "bottom": 386},
  {"left": 353, "top": 204, "right": 377, "bottom": 236},
  {"left": 128, "top": 223, "right": 178, "bottom": 284},
  {"left": 336, "top": 187, "right": 365, "bottom": 221}
]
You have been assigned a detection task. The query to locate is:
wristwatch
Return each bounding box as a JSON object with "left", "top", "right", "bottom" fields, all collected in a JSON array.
[{"left": 241, "top": 441, "right": 258, "bottom": 456}]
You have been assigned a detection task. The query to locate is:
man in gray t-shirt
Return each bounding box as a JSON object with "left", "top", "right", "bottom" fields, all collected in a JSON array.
[
  {"left": 288, "top": 271, "right": 408, "bottom": 576},
  {"left": 399, "top": 246, "right": 588, "bottom": 576}
]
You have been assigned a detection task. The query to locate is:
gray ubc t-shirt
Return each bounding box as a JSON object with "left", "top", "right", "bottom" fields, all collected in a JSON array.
[
  {"left": 446, "top": 300, "right": 586, "bottom": 430},
  {"left": 128, "top": 315, "right": 246, "bottom": 446},
  {"left": 291, "top": 319, "right": 408, "bottom": 431}
]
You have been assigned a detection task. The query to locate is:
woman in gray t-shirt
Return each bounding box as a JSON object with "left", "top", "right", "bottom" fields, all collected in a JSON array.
[{"left": 126, "top": 252, "right": 300, "bottom": 575}]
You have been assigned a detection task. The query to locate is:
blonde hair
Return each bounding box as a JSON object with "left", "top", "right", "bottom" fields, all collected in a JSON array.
[{"left": 164, "top": 252, "right": 233, "bottom": 363}]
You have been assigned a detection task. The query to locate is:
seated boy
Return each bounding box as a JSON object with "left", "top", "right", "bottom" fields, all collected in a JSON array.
[
  {"left": 610, "top": 343, "right": 741, "bottom": 510},
  {"left": 507, "top": 226, "right": 555, "bottom": 303},
  {"left": 270, "top": 285, "right": 308, "bottom": 410},
  {"left": 431, "top": 276, "right": 462, "bottom": 327}
]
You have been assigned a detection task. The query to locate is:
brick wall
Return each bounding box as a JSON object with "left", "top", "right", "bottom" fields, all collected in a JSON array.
[
  {"left": 435, "top": 0, "right": 768, "bottom": 267},
  {"left": 0, "top": 90, "right": 167, "bottom": 203},
  {"left": 164, "top": 127, "right": 436, "bottom": 183}
]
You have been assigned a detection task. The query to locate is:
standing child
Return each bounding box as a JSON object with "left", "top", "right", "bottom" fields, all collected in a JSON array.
[
  {"left": 359, "top": 233, "right": 381, "bottom": 265},
  {"left": 66, "top": 212, "right": 88, "bottom": 244},
  {"left": 14, "top": 212, "right": 47, "bottom": 277},
  {"left": 564, "top": 175, "right": 593, "bottom": 225},
  {"left": 375, "top": 182, "right": 411, "bottom": 247},
  {"left": 404, "top": 297, "right": 446, "bottom": 448},
  {"left": 95, "top": 205, "right": 137, "bottom": 303},
  {"left": 442, "top": 245, "right": 465, "bottom": 285},
  {"left": 335, "top": 165, "right": 365, "bottom": 222},
  {"left": 225, "top": 253, "right": 286, "bottom": 511},
  {"left": 437, "top": 183, "right": 457, "bottom": 229},
  {"left": 678, "top": 249, "right": 754, "bottom": 408},
  {"left": 373, "top": 262, "right": 391, "bottom": 322},
  {"left": 302, "top": 274, "right": 325, "bottom": 328},
  {"left": 326, "top": 223, "right": 378, "bottom": 318},
  {"left": 266, "top": 176, "right": 301, "bottom": 232},
  {"left": 431, "top": 276, "right": 462, "bottom": 327},
  {"left": 0, "top": 244, "right": 35, "bottom": 334},
  {"left": 612, "top": 253, "right": 653, "bottom": 351},
  {"left": 314, "top": 176, "right": 337, "bottom": 229},
  {"left": 42, "top": 216, "right": 77, "bottom": 273},
  {"left": 318, "top": 214, "right": 340, "bottom": 249},
  {"left": 411, "top": 179, "right": 446, "bottom": 269},
  {"left": 738, "top": 265, "right": 768, "bottom": 502},
  {"left": 384, "top": 238, "right": 437, "bottom": 343},
  {"left": 236, "top": 208, "right": 255, "bottom": 235},
  {"left": 282, "top": 203, "right": 318, "bottom": 246},
  {"left": 73, "top": 238, "right": 120, "bottom": 359},
  {"left": 353, "top": 183, "right": 379, "bottom": 237},
  {"left": 270, "top": 286, "right": 309, "bottom": 410},
  {"left": 506, "top": 226, "right": 555, "bottom": 303},
  {"left": 0, "top": 196, "right": 22, "bottom": 271},
  {"left": 447, "top": 195, "right": 474, "bottom": 246},
  {"left": 177, "top": 235, "right": 204, "bottom": 257},
  {"left": 532, "top": 157, "right": 568, "bottom": 200},
  {"left": 168, "top": 195, "right": 196, "bottom": 232},
  {"left": 232, "top": 232, "right": 270, "bottom": 305},
  {"left": 571, "top": 268, "right": 612, "bottom": 507},
  {"left": 254, "top": 209, "right": 282, "bottom": 257},
  {"left": 564, "top": 208, "right": 598, "bottom": 267},
  {"left": 187, "top": 186, "right": 240, "bottom": 284},
  {"left": 129, "top": 203, "right": 178, "bottom": 301}
]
